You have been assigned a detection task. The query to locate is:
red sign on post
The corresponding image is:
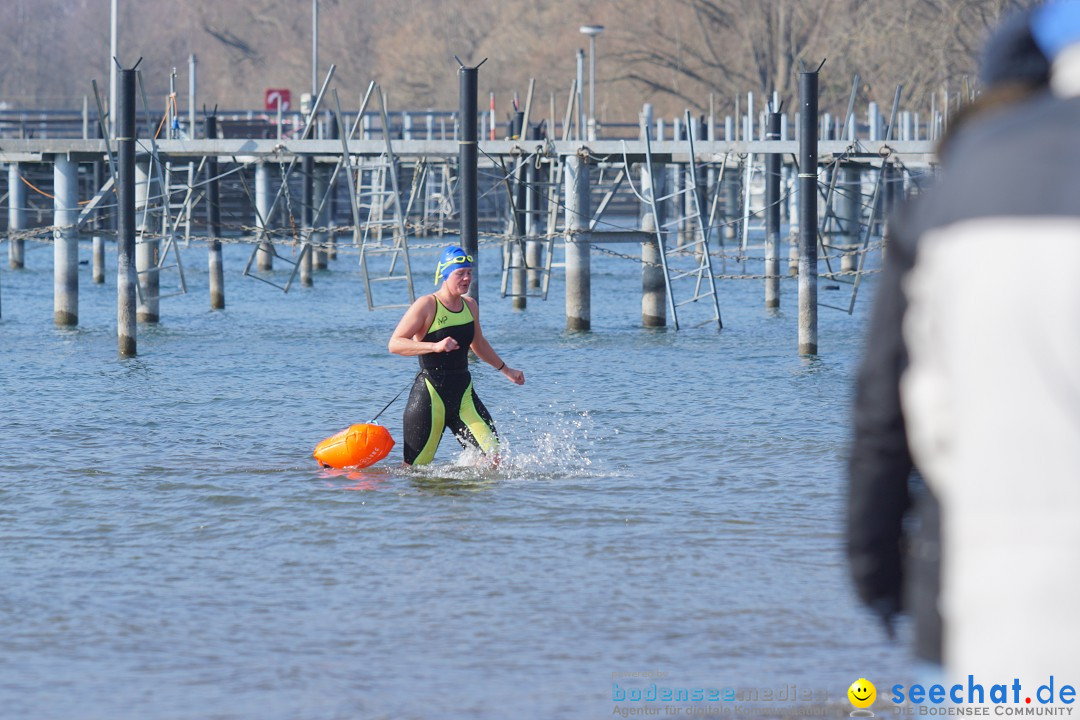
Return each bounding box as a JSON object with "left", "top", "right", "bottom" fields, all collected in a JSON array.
[{"left": 265, "top": 89, "right": 291, "bottom": 112}]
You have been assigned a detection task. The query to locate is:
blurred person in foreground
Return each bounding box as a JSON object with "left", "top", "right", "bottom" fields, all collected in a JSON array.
[{"left": 847, "top": 3, "right": 1080, "bottom": 687}]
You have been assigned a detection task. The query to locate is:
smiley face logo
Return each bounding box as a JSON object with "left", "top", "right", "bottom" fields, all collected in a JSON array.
[{"left": 848, "top": 678, "right": 876, "bottom": 709}]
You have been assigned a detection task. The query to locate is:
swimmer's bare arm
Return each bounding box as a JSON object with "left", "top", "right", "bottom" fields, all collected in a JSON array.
[
  {"left": 464, "top": 296, "right": 525, "bottom": 385},
  {"left": 388, "top": 295, "right": 458, "bottom": 355}
]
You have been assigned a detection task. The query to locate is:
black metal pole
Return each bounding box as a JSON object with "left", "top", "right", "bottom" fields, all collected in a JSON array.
[
  {"left": 117, "top": 68, "right": 137, "bottom": 357},
  {"left": 510, "top": 112, "right": 528, "bottom": 310},
  {"left": 206, "top": 115, "right": 224, "bottom": 309},
  {"left": 526, "top": 122, "right": 544, "bottom": 289},
  {"left": 459, "top": 64, "right": 479, "bottom": 300},
  {"left": 514, "top": 122, "right": 527, "bottom": 242},
  {"left": 798, "top": 69, "right": 820, "bottom": 355},
  {"left": 302, "top": 153, "right": 314, "bottom": 284},
  {"left": 766, "top": 111, "right": 782, "bottom": 309},
  {"left": 529, "top": 123, "right": 543, "bottom": 234},
  {"left": 303, "top": 157, "right": 314, "bottom": 230},
  {"left": 328, "top": 114, "right": 339, "bottom": 258}
]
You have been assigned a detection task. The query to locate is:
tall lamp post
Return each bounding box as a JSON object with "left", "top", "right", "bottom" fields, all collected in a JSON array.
[
  {"left": 579, "top": 24, "right": 604, "bottom": 140},
  {"left": 312, "top": 0, "right": 319, "bottom": 100}
]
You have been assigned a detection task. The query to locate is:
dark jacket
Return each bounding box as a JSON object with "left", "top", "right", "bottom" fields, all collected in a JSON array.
[
  {"left": 847, "top": 190, "right": 942, "bottom": 663},
  {"left": 848, "top": 86, "right": 1080, "bottom": 665}
]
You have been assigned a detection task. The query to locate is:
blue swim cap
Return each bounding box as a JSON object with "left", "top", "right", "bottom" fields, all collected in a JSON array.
[
  {"left": 434, "top": 245, "right": 474, "bottom": 285},
  {"left": 1032, "top": 1, "right": 1080, "bottom": 61}
]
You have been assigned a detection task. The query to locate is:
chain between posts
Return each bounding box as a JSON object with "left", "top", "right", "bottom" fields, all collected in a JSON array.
[
  {"left": 5, "top": 223, "right": 885, "bottom": 282},
  {"left": 588, "top": 243, "right": 882, "bottom": 280}
]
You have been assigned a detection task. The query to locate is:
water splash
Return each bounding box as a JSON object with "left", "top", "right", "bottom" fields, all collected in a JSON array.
[{"left": 483, "top": 404, "right": 604, "bottom": 480}]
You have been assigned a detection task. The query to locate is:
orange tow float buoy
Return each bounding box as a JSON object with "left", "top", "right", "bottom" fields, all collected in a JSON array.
[{"left": 313, "top": 423, "right": 395, "bottom": 469}]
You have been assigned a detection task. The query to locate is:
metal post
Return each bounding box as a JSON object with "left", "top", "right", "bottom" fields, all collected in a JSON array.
[
  {"left": 255, "top": 163, "right": 274, "bottom": 270},
  {"left": 313, "top": 165, "right": 329, "bottom": 269},
  {"left": 746, "top": 92, "right": 754, "bottom": 141},
  {"left": 8, "top": 164, "right": 25, "bottom": 269},
  {"left": 685, "top": 115, "right": 700, "bottom": 244},
  {"left": 575, "top": 49, "right": 585, "bottom": 141},
  {"left": 93, "top": 157, "right": 106, "bottom": 283},
  {"left": 882, "top": 161, "right": 896, "bottom": 245},
  {"left": 839, "top": 163, "right": 861, "bottom": 272},
  {"left": 671, "top": 160, "right": 682, "bottom": 241},
  {"left": 798, "top": 68, "right": 820, "bottom": 355},
  {"left": 765, "top": 111, "right": 781, "bottom": 309},
  {"left": 724, "top": 160, "right": 738, "bottom": 246},
  {"left": 780, "top": 114, "right": 791, "bottom": 229},
  {"left": 187, "top": 55, "right": 197, "bottom": 248},
  {"left": 117, "top": 68, "right": 137, "bottom": 356},
  {"left": 54, "top": 154, "right": 79, "bottom": 326},
  {"left": 135, "top": 160, "right": 158, "bottom": 323},
  {"left": 206, "top": 115, "right": 224, "bottom": 310},
  {"left": 512, "top": 138, "right": 527, "bottom": 310},
  {"left": 708, "top": 93, "right": 716, "bottom": 142},
  {"left": 641, "top": 163, "right": 665, "bottom": 327},
  {"left": 564, "top": 154, "right": 590, "bottom": 331},
  {"left": 312, "top": 0, "right": 319, "bottom": 99},
  {"left": 188, "top": 54, "right": 196, "bottom": 137},
  {"left": 301, "top": 155, "right": 314, "bottom": 286},
  {"left": 589, "top": 34, "right": 596, "bottom": 137},
  {"left": 327, "top": 116, "right": 338, "bottom": 260},
  {"left": 526, "top": 122, "right": 543, "bottom": 288},
  {"left": 109, "top": 0, "right": 117, "bottom": 138},
  {"left": 640, "top": 103, "right": 652, "bottom": 141},
  {"left": 459, "top": 62, "right": 479, "bottom": 300}
]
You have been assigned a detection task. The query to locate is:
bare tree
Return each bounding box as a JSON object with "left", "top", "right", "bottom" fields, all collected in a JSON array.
[
  {"left": 606, "top": 0, "right": 842, "bottom": 115},
  {"left": 0, "top": 0, "right": 1044, "bottom": 121}
]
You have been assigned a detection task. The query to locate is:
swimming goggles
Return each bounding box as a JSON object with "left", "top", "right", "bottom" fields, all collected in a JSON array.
[{"left": 434, "top": 254, "right": 474, "bottom": 283}]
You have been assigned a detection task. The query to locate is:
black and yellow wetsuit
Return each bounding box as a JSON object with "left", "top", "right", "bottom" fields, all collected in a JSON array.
[{"left": 402, "top": 296, "right": 499, "bottom": 465}]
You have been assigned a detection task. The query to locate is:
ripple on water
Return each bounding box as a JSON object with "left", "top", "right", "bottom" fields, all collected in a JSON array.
[{"left": 0, "top": 246, "right": 908, "bottom": 718}]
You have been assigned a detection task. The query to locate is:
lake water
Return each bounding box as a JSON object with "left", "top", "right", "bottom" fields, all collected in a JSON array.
[{"left": 0, "top": 238, "right": 912, "bottom": 719}]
